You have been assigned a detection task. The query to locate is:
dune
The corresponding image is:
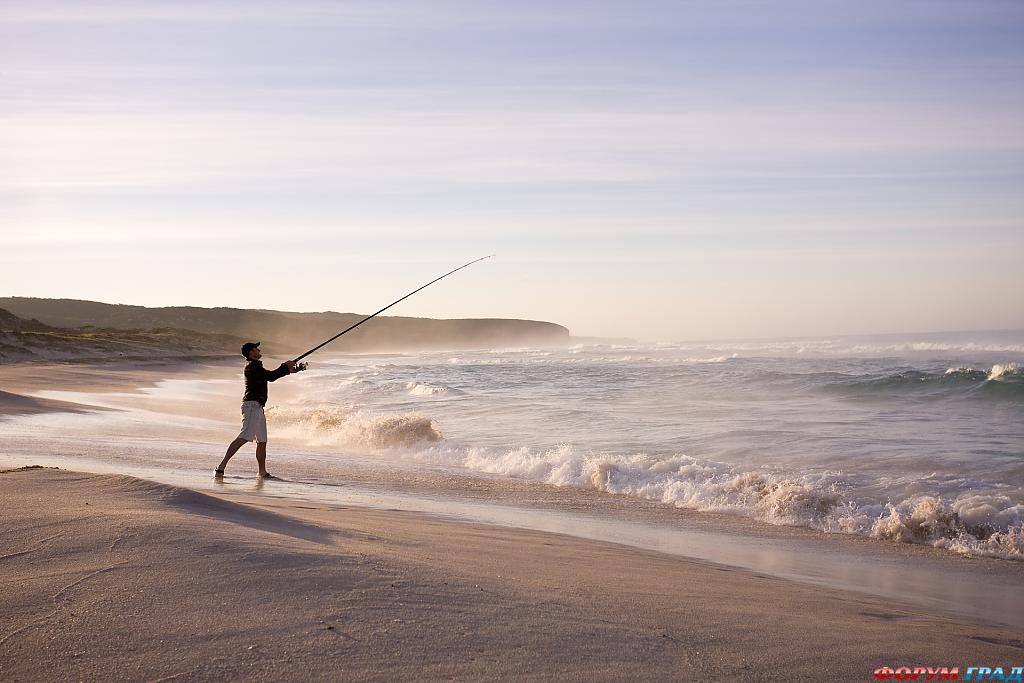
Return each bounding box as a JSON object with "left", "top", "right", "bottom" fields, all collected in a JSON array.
[{"left": 2, "top": 467, "right": 1022, "bottom": 681}]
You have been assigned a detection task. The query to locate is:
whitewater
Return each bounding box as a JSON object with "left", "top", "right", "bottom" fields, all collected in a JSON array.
[{"left": 265, "top": 330, "right": 1024, "bottom": 560}]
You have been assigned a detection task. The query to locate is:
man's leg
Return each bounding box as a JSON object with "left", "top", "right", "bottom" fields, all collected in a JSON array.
[
  {"left": 255, "top": 441, "right": 268, "bottom": 477},
  {"left": 218, "top": 437, "right": 248, "bottom": 473}
]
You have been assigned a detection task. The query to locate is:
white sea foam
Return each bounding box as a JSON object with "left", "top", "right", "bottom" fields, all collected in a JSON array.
[
  {"left": 419, "top": 444, "right": 850, "bottom": 527},
  {"left": 405, "top": 443, "right": 1024, "bottom": 560},
  {"left": 942, "top": 363, "right": 1021, "bottom": 382},
  {"left": 988, "top": 363, "right": 1020, "bottom": 381},
  {"left": 684, "top": 354, "right": 738, "bottom": 363},
  {"left": 867, "top": 496, "right": 1024, "bottom": 560},
  {"left": 406, "top": 382, "right": 452, "bottom": 396},
  {"left": 266, "top": 405, "right": 441, "bottom": 449},
  {"left": 937, "top": 527, "right": 1024, "bottom": 559}
]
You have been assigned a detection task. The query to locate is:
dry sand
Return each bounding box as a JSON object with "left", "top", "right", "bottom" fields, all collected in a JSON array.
[{"left": 2, "top": 467, "right": 1022, "bottom": 682}]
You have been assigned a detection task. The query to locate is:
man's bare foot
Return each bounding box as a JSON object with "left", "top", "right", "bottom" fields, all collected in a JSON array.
[
  {"left": 214, "top": 469, "right": 225, "bottom": 478},
  {"left": 259, "top": 472, "right": 278, "bottom": 480}
]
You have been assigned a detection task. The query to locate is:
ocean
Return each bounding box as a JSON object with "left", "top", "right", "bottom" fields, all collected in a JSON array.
[
  {"left": 3, "top": 330, "right": 1023, "bottom": 564},
  {"left": 265, "top": 330, "right": 1024, "bottom": 561}
]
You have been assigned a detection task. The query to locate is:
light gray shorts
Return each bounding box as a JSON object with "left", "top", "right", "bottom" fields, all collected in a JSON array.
[{"left": 237, "top": 400, "right": 268, "bottom": 443}]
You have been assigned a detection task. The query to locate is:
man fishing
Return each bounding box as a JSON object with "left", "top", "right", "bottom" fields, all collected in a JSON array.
[
  {"left": 216, "top": 342, "right": 300, "bottom": 479},
  {"left": 214, "top": 257, "right": 491, "bottom": 480}
]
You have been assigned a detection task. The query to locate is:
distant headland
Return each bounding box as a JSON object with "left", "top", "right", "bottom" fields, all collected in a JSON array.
[{"left": 0, "top": 297, "right": 570, "bottom": 363}]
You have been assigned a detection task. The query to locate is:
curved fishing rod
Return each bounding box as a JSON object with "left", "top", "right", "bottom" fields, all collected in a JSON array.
[{"left": 293, "top": 255, "right": 494, "bottom": 364}]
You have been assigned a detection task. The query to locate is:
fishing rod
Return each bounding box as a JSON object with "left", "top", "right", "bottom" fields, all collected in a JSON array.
[{"left": 292, "top": 255, "right": 494, "bottom": 366}]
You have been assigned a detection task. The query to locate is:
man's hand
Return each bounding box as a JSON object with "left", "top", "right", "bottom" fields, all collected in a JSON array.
[{"left": 286, "top": 360, "right": 298, "bottom": 372}]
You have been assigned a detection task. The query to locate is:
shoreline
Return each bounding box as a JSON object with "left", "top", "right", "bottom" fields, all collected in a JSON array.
[
  {"left": 2, "top": 362, "right": 1023, "bottom": 602},
  {"left": 0, "top": 357, "right": 235, "bottom": 393},
  {"left": 3, "top": 467, "right": 1023, "bottom": 681},
  {"left": 4, "top": 453, "right": 1024, "bottom": 634}
]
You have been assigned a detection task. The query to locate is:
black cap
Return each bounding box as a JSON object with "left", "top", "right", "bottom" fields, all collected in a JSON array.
[{"left": 241, "top": 341, "right": 260, "bottom": 359}]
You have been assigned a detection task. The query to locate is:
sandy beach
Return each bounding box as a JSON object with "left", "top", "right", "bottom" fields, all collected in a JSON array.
[
  {"left": 2, "top": 359, "right": 1024, "bottom": 680},
  {"left": 2, "top": 466, "right": 1023, "bottom": 681}
]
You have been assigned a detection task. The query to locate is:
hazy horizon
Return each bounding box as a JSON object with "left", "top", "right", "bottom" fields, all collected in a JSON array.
[
  {"left": 3, "top": 1, "right": 1023, "bottom": 340},
  {"left": 5, "top": 295, "right": 1023, "bottom": 347}
]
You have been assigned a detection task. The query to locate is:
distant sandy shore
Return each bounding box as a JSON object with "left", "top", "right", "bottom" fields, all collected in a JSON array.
[
  {"left": 0, "top": 360, "right": 231, "bottom": 416},
  {"left": 2, "top": 467, "right": 1022, "bottom": 682}
]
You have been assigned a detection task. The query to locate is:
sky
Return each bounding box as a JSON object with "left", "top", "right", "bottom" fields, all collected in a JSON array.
[{"left": 2, "top": 0, "right": 1022, "bottom": 341}]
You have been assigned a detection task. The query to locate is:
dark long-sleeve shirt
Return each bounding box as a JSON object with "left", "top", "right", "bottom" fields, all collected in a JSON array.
[{"left": 242, "top": 360, "right": 290, "bottom": 406}]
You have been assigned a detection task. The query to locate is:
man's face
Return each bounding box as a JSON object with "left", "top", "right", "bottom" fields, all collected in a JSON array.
[{"left": 249, "top": 348, "right": 262, "bottom": 361}]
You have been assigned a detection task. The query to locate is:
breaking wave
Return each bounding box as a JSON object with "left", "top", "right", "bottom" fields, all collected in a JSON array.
[
  {"left": 328, "top": 376, "right": 460, "bottom": 397},
  {"left": 408, "top": 443, "right": 1024, "bottom": 560},
  {"left": 266, "top": 405, "right": 441, "bottom": 449},
  {"left": 987, "top": 362, "right": 1021, "bottom": 381},
  {"left": 824, "top": 363, "right": 1024, "bottom": 400},
  {"left": 406, "top": 382, "right": 454, "bottom": 396}
]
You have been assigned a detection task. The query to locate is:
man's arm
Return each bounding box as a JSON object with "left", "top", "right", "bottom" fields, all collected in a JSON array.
[
  {"left": 250, "top": 361, "right": 294, "bottom": 382},
  {"left": 266, "top": 360, "right": 297, "bottom": 382}
]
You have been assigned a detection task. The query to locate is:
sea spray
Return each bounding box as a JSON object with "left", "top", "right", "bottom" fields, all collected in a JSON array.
[{"left": 266, "top": 405, "right": 441, "bottom": 449}]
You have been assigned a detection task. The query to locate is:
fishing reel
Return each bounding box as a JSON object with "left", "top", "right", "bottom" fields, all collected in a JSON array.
[{"left": 293, "top": 361, "right": 308, "bottom": 372}]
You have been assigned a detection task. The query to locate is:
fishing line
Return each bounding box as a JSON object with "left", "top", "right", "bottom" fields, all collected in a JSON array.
[{"left": 292, "top": 255, "right": 494, "bottom": 365}]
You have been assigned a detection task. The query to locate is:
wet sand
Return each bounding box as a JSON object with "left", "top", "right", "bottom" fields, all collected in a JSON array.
[
  {"left": 0, "top": 359, "right": 252, "bottom": 428},
  {"left": 0, "top": 360, "right": 230, "bottom": 411},
  {"left": 2, "top": 467, "right": 1023, "bottom": 682},
  {"left": 0, "top": 389, "right": 92, "bottom": 416}
]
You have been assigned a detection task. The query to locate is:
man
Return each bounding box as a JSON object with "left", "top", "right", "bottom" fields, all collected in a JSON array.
[{"left": 216, "top": 341, "right": 301, "bottom": 479}]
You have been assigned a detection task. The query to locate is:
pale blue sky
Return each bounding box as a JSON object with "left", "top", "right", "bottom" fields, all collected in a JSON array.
[{"left": 2, "top": 0, "right": 1022, "bottom": 340}]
